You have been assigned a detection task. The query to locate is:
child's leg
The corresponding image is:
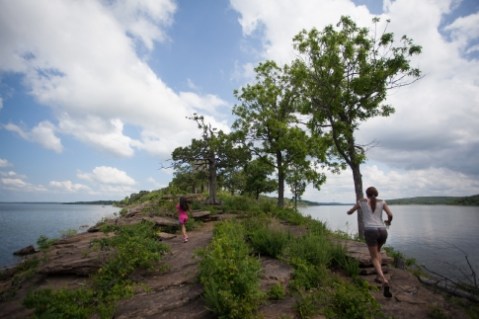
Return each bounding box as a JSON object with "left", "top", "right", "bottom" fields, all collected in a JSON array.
[{"left": 181, "top": 224, "right": 188, "bottom": 241}]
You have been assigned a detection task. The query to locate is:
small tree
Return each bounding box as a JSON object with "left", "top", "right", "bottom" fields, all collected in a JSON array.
[
  {"left": 242, "top": 158, "right": 277, "bottom": 200},
  {"left": 291, "top": 16, "right": 422, "bottom": 236},
  {"left": 286, "top": 163, "right": 308, "bottom": 211}
]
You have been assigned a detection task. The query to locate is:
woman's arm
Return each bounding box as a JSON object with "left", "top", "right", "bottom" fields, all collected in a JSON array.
[
  {"left": 383, "top": 202, "right": 393, "bottom": 226},
  {"left": 347, "top": 203, "right": 359, "bottom": 215}
]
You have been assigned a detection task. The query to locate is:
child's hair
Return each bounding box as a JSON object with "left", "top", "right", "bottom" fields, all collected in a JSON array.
[
  {"left": 366, "top": 186, "right": 379, "bottom": 212},
  {"left": 179, "top": 196, "right": 189, "bottom": 211}
]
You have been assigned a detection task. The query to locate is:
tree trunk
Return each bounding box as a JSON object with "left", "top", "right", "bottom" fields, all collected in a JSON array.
[
  {"left": 277, "top": 152, "right": 284, "bottom": 208},
  {"left": 207, "top": 153, "right": 217, "bottom": 204},
  {"left": 351, "top": 163, "right": 364, "bottom": 239}
]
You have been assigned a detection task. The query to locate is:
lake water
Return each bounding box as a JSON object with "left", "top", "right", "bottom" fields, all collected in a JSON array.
[
  {"left": 0, "top": 203, "right": 119, "bottom": 269},
  {"left": 300, "top": 205, "right": 479, "bottom": 282}
]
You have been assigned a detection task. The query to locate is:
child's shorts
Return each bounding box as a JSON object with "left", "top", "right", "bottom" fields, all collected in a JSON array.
[{"left": 179, "top": 214, "right": 188, "bottom": 225}]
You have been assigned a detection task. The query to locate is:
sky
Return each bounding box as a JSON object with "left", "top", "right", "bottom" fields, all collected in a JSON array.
[{"left": 0, "top": 0, "right": 478, "bottom": 203}]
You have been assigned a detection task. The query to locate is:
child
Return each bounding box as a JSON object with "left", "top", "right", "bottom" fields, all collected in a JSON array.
[{"left": 176, "top": 196, "right": 189, "bottom": 243}]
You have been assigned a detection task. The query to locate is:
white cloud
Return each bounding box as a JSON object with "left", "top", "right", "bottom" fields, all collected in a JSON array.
[
  {"left": 58, "top": 115, "right": 135, "bottom": 157},
  {"left": 106, "top": 0, "right": 176, "bottom": 50},
  {"left": 0, "top": 170, "right": 46, "bottom": 192},
  {"left": 4, "top": 121, "right": 63, "bottom": 153},
  {"left": 0, "top": 96, "right": 3, "bottom": 110},
  {"left": 444, "top": 11, "right": 479, "bottom": 49},
  {"left": 230, "top": 0, "right": 372, "bottom": 65},
  {"left": 78, "top": 166, "right": 136, "bottom": 186},
  {"left": 49, "top": 180, "right": 91, "bottom": 193},
  {"left": 0, "top": 0, "right": 227, "bottom": 158},
  {"left": 0, "top": 158, "right": 11, "bottom": 168}
]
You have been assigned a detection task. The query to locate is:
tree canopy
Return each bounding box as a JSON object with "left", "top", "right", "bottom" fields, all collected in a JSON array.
[{"left": 291, "top": 16, "right": 422, "bottom": 235}]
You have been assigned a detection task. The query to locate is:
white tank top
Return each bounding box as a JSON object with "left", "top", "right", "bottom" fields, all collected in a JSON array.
[{"left": 358, "top": 199, "right": 386, "bottom": 229}]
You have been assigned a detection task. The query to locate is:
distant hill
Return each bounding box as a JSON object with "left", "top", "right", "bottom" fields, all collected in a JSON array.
[
  {"left": 386, "top": 194, "right": 479, "bottom": 206},
  {"left": 299, "top": 200, "right": 351, "bottom": 206},
  {"left": 300, "top": 194, "right": 479, "bottom": 206}
]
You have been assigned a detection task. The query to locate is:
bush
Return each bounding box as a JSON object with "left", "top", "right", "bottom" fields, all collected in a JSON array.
[
  {"left": 36, "top": 235, "right": 57, "bottom": 250},
  {"left": 25, "top": 221, "right": 169, "bottom": 318},
  {"left": 198, "top": 220, "right": 264, "bottom": 319},
  {"left": 286, "top": 233, "right": 335, "bottom": 267},
  {"left": 243, "top": 217, "right": 290, "bottom": 258},
  {"left": 267, "top": 283, "right": 286, "bottom": 300},
  {"left": 325, "top": 281, "right": 381, "bottom": 319}
]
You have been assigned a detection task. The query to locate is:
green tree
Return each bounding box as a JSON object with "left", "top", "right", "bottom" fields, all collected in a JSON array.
[
  {"left": 242, "top": 158, "right": 277, "bottom": 200},
  {"left": 291, "top": 16, "right": 421, "bottom": 236},
  {"left": 171, "top": 115, "right": 250, "bottom": 204},
  {"left": 286, "top": 163, "right": 308, "bottom": 211},
  {"left": 233, "top": 61, "right": 327, "bottom": 208}
]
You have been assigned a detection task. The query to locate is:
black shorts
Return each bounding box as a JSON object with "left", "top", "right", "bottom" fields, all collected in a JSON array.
[{"left": 364, "top": 228, "right": 388, "bottom": 247}]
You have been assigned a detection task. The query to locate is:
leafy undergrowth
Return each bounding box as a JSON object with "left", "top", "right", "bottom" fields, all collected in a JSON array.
[
  {"left": 198, "top": 196, "right": 384, "bottom": 319},
  {"left": 23, "top": 221, "right": 169, "bottom": 319}
]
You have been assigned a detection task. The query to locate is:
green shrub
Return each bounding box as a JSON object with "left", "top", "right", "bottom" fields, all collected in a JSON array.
[
  {"left": 286, "top": 233, "right": 335, "bottom": 267},
  {"left": 24, "top": 288, "right": 95, "bottom": 319},
  {"left": 296, "top": 280, "right": 382, "bottom": 319},
  {"left": 272, "top": 207, "right": 306, "bottom": 225},
  {"left": 221, "top": 195, "right": 257, "bottom": 212},
  {"left": 36, "top": 235, "right": 56, "bottom": 250},
  {"left": 198, "top": 220, "right": 264, "bottom": 319},
  {"left": 324, "top": 281, "right": 382, "bottom": 319},
  {"left": 296, "top": 289, "right": 320, "bottom": 319},
  {"left": 267, "top": 283, "right": 286, "bottom": 300},
  {"left": 25, "top": 221, "right": 169, "bottom": 318},
  {"left": 243, "top": 217, "right": 290, "bottom": 258},
  {"left": 289, "top": 258, "right": 330, "bottom": 290},
  {"left": 329, "top": 244, "right": 361, "bottom": 277},
  {"left": 60, "top": 228, "right": 77, "bottom": 238}
]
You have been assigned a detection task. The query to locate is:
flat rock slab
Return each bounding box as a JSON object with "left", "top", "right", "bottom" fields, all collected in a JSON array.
[
  {"left": 143, "top": 216, "right": 178, "bottom": 227},
  {"left": 157, "top": 232, "right": 177, "bottom": 240},
  {"left": 37, "top": 231, "right": 115, "bottom": 276},
  {"left": 333, "top": 238, "right": 392, "bottom": 267}
]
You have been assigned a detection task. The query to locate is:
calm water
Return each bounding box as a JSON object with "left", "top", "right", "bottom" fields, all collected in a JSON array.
[
  {"left": 300, "top": 205, "right": 479, "bottom": 282},
  {"left": 0, "top": 203, "right": 119, "bottom": 269}
]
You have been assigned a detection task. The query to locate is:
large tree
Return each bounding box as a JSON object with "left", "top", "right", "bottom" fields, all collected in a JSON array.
[
  {"left": 171, "top": 115, "right": 250, "bottom": 204},
  {"left": 291, "top": 16, "right": 422, "bottom": 236},
  {"left": 233, "top": 61, "right": 327, "bottom": 208}
]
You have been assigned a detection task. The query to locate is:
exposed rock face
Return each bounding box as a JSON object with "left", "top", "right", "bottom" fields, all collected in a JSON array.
[
  {"left": 37, "top": 232, "right": 115, "bottom": 276},
  {"left": 13, "top": 245, "right": 36, "bottom": 256}
]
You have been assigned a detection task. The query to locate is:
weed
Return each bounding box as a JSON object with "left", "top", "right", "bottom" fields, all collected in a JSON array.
[
  {"left": 36, "top": 235, "right": 57, "bottom": 250},
  {"left": 267, "top": 283, "right": 286, "bottom": 300}
]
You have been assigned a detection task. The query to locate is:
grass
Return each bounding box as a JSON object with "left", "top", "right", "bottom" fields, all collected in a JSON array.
[
  {"left": 23, "top": 221, "right": 169, "bottom": 318},
  {"left": 196, "top": 195, "right": 384, "bottom": 318}
]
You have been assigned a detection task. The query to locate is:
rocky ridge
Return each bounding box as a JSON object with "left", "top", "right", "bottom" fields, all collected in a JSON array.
[{"left": 0, "top": 206, "right": 474, "bottom": 318}]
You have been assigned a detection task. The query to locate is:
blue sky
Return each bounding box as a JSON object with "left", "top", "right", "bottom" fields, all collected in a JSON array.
[{"left": 0, "top": 0, "right": 478, "bottom": 203}]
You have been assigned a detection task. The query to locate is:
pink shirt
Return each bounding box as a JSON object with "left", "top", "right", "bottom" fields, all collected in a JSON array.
[{"left": 176, "top": 204, "right": 188, "bottom": 224}]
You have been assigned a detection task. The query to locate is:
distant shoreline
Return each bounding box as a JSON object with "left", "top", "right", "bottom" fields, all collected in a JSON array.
[
  {"left": 0, "top": 201, "right": 118, "bottom": 205},
  {"left": 2, "top": 194, "right": 478, "bottom": 206},
  {"left": 302, "top": 194, "right": 479, "bottom": 206}
]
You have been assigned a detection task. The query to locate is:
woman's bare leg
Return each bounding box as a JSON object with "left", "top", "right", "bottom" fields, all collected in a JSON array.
[{"left": 368, "top": 245, "right": 387, "bottom": 284}]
